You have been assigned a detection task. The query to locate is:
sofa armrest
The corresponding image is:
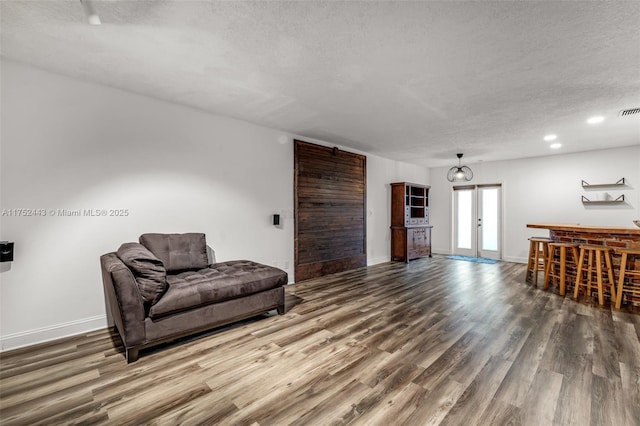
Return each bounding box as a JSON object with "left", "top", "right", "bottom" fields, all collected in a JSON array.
[
  {"left": 206, "top": 245, "right": 216, "bottom": 265},
  {"left": 100, "top": 253, "right": 146, "bottom": 348}
]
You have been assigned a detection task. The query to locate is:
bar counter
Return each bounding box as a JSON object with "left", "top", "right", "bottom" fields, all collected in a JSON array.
[
  {"left": 527, "top": 222, "right": 640, "bottom": 237},
  {"left": 527, "top": 222, "right": 640, "bottom": 306}
]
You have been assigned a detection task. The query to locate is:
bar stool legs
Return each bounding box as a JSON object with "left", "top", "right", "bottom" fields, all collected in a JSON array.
[
  {"left": 544, "top": 243, "right": 579, "bottom": 296},
  {"left": 614, "top": 248, "right": 640, "bottom": 309},
  {"left": 526, "top": 237, "right": 550, "bottom": 286},
  {"left": 538, "top": 242, "right": 638, "bottom": 308},
  {"left": 574, "top": 245, "right": 615, "bottom": 305}
]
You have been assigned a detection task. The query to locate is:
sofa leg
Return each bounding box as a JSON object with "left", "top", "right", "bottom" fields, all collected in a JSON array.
[
  {"left": 126, "top": 348, "right": 139, "bottom": 363},
  {"left": 277, "top": 303, "right": 285, "bottom": 315}
]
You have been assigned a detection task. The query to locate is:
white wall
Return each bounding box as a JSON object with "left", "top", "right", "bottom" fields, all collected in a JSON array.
[
  {"left": 367, "top": 155, "right": 429, "bottom": 264},
  {"left": 429, "top": 146, "right": 640, "bottom": 262},
  {"left": 3, "top": 60, "right": 636, "bottom": 350},
  {"left": 0, "top": 60, "right": 428, "bottom": 350}
]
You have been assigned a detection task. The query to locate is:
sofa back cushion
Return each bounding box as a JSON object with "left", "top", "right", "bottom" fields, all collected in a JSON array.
[
  {"left": 139, "top": 233, "right": 209, "bottom": 272},
  {"left": 116, "top": 242, "right": 167, "bottom": 305}
]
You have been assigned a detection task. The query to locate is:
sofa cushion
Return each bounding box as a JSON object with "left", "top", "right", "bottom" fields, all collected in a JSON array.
[
  {"left": 149, "top": 260, "right": 287, "bottom": 319},
  {"left": 116, "top": 243, "right": 167, "bottom": 305},
  {"left": 139, "top": 233, "right": 208, "bottom": 272}
]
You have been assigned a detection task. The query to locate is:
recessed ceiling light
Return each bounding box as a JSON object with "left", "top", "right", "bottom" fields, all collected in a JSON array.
[
  {"left": 550, "top": 143, "right": 562, "bottom": 149},
  {"left": 587, "top": 116, "right": 604, "bottom": 124},
  {"left": 543, "top": 134, "right": 557, "bottom": 141}
]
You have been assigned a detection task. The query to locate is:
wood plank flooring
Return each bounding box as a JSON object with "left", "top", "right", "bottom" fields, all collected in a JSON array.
[{"left": 1, "top": 255, "right": 640, "bottom": 425}]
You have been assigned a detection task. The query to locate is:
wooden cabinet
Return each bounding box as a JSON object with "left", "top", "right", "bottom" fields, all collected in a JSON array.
[{"left": 390, "top": 182, "right": 432, "bottom": 262}]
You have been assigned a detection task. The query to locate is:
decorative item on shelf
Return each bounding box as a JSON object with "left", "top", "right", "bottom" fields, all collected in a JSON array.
[
  {"left": 633, "top": 220, "right": 640, "bottom": 228},
  {"left": 446, "top": 153, "right": 473, "bottom": 182}
]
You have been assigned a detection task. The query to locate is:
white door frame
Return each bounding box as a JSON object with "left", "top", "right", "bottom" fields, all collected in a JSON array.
[
  {"left": 452, "top": 184, "right": 502, "bottom": 259},
  {"left": 452, "top": 185, "right": 476, "bottom": 257}
]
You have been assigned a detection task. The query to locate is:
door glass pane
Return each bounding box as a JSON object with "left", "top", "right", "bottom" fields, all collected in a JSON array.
[
  {"left": 456, "top": 190, "right": 472, "bottom": 249},
  {"left": 481, "top": 188, "right": 498, "bottom": 251}
]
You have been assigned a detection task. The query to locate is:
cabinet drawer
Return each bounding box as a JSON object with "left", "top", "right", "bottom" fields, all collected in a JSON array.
[
  {"left": 408, "top": 248, "right": 430, "bottom": 259},
  {"left": 412, "top": 229, "right": 426, "bottom": 244},
  {"left": 407, "top": 249, "right": 420, "bottom": 260}
]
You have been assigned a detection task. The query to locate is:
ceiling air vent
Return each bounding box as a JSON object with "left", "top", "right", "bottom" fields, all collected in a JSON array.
[{"left": 619, "top": 107, "right": 640, "bottom": 117}]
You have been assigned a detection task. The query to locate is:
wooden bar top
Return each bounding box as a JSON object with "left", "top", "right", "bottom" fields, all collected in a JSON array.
[{"left": 527, "top": 222, "right": 640, "bottom": 235}]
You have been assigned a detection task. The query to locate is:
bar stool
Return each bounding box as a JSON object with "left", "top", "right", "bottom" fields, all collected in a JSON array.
[
  {"left": 544, "top": 242, "right": 579, "bottom": 296},
  {"left": 573, "top": 245, "right": 615, "bottom": 305},
  {"left": 526, "top": 237, "right": 551, "bottom": 286},
  {"left": 614, "top": 248, "right": 640, "bottom": 309}
]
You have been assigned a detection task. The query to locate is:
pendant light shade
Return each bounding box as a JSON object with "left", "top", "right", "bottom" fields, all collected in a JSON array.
[
  {"left": 80, "top": 0, "right": 101, "bottom": 25},
  {"left": 447, "top": 153, "right": 473, "bottom": 182}
]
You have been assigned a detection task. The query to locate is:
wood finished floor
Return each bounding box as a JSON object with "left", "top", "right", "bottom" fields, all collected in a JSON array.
[{"left": 1, "top": 255, "right": 640, "bottom": 425}]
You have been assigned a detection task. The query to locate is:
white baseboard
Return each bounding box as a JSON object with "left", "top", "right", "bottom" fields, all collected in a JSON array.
[
  {"left": 368, "top": 256, "right": 390, "bottom": 266},
  {"left": 0, "top": 315, "right": 109, "bottom": 352},
  {"left": 432, "top": 248, "right": 451, "bottom": 255},
  {"left": 503, "top": 256, "right": 527, "bottom": 264}
]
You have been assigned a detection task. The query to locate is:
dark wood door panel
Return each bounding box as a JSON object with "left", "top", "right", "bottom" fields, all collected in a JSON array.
[
  {"left": 294, "top": 140, "right": 367, "bottom": 282},
  {"left": 294, "top": 256, "right": 367, "bottom": 281}
]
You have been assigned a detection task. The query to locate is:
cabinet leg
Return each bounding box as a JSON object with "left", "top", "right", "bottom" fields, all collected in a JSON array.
[{"left": 126, "top": 348, "right": 139, "bottom": 363}]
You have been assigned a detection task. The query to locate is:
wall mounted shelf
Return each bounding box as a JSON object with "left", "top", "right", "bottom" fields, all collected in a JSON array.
[
  {"left": 581, "top": 195, "right": 625, "bottom": 204},
  {"left": 581, "top": 177, "right": 625, "bottom": 188}
]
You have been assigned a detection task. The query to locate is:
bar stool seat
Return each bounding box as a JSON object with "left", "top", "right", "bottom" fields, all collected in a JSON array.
[
  {"left": 614, "top": 248, "right": 640, "bottom": 309},
  {"left": 526, "top": 237, "right": 551, "bottom": 286},
  {"left": 544, "top": 242, "right": 579, "bottom": 296},
  {"left": 573, "top": 245, "right": 615, "bottom": 305}
]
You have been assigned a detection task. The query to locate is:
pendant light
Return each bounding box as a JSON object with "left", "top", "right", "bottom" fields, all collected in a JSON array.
[
  {"left": 80, "top": 0, "right": 101, "bottom": 25},
  {"left": 446, "top": 153, "right": 473, "bottom": 182}
]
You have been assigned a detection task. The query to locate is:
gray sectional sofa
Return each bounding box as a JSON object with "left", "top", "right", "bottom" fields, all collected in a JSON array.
[{"left": 100, "top": 233, "right": 287, "bottom": 362}]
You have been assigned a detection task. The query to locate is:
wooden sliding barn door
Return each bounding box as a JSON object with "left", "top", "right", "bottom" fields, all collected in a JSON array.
[{"left": 294, "top": 140, "right": 367, "bottom": 282}]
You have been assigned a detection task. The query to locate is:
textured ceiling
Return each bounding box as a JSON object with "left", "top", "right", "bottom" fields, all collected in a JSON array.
[{"left": 1, "top": 1, "right": 639, "bottom": 167}]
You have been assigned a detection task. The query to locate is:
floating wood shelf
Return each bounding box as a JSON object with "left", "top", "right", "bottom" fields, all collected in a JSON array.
[
  {"left": 581, "top": 195, "right": 625, "bottom": 204},
  {"left": 581, "top": 177, "right": 625, "bottom": 188}
]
